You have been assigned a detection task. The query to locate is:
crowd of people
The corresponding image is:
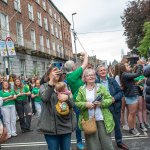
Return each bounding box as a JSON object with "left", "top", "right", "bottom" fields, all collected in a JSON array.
[{"left": 0, "top": 53, "right": 150, "bottom": 150}]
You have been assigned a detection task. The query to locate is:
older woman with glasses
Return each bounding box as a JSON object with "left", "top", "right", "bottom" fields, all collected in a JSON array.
[{"left": 76, "top": 68, "right": 114, "bottom": 150}]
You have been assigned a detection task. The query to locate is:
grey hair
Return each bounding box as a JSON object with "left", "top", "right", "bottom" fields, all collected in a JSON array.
[
  {"left": 96, "top": 64, "right": 106, "bottom": 72},
  {"left": 82, "top": 68, "right": 96, "bottom": 83},
  {"left": 64, "top": 60, "right": 75, "bottom": 72}
]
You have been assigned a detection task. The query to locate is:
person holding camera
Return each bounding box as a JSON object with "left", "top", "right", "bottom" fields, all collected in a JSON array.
[
  {"left": 76, "top": 68, "right": 114, "bottom": 150},
  {"left": 119, "top": 60, "right": 143, "bottom": 136},
  {"left": 37, "top": 66, "right": 76, "bottom": 150}
]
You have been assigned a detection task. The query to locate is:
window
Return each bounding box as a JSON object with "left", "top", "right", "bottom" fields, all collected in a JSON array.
[
  {"left": 2, "top": 0, "right": 7, "bottom": 3},
  {"left": 51, "top": 24, "right": 54, "bottom": 35},
  {"left": 35, "top": 0, "right": 40, "bottom": 4},
  {"left": 30, "top": 30, "right": 36, "bottom": 50},
  {"left": 16, "top": 22, "right": 24, "bottom": 46},
  {"left": 37, "top": 12, "right": 42, "bottom": 27},
  {"left": 44, "top": 18, "right": 48, "bottom": 31},
  {"left": 54, "top": 13, "right": 57, "bottom": 21},
  {"left": 56, "top": 44, "right": 60, "bottom": 57},
  {"left": 0, "top": 13, "right": 9, "bottom": 40},
  {"left": 49, "top": 8, "right": 52, "bottom": 16},
  {"left": 58, "top": 17, "right": 60, "bottom": 24},
  {"left": 55, "top": 27, "right": 58, "bottom": 38},
  {"left": 40, "top": 35, "right": 44, "bottom": 51},
  {"left": 41, "top": 62, "right": 45, "bottom": 73},
  {"left": 59, "top": 30, "right": 62, "bottom": 40},
  {"left": 20, "top": 60, "right": 26, "bottom": 77},
  {"left": 42, "top": 0, "right": 46, "bottom": 10},
  {"left": 46, "top": 38, "right": 50, "bottom": 49},
  {"left": 28, "top": 4, "right": 34, "bottom": 21},
  {"left": 52, "top": 42, "right": 55, "bottom": 51},
  {"left": 14, "top": 0, "right": 21, "bottom": 12},
  {"left": 33, "top": 61, "right": 37, "bottom": 75},
  {"left": 61, "top": 46, "right": 64, "bottom": 56}
]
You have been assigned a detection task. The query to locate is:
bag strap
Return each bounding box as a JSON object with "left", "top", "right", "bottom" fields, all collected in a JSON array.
[{"left": 93, "top": 85, "right": 97, "bottom": 117}]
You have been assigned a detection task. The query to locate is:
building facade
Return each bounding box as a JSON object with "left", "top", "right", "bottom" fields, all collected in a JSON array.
[{"left": 0, "top": 0, "right": 73, "bottom": 77}]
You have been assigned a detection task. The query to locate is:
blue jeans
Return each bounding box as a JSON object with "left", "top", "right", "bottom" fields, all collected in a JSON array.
[
  {"left": 34, "top": 102, "right": 42, "bottom": 117},
  {"left": 109, "top": 104, "right": 122, "bottom": 144},
  {"left": 44, "top": 133, "right": 71, "bottom": 150},
  {"left": 73, "top": 105, "right": 82, "bottom": 143}
]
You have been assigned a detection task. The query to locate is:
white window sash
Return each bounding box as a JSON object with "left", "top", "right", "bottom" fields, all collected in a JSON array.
[
  {"left": 0, "top": 13, "right": 9, "bottom": 40},
  {"left": 28, "top": 4, "right": 34, "bottom": 21},
  {"left": 14, "top": 0, "right": 21, "bottom": 12}
]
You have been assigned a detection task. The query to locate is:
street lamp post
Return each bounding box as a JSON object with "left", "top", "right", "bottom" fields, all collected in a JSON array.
[{"left": 72, "top": 13, "right": 77, "bottom": 62}]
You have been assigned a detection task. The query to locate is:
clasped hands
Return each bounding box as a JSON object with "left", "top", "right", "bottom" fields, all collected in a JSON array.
[{"left": 86, "top": 101, "right": 101, "bottom": 109}]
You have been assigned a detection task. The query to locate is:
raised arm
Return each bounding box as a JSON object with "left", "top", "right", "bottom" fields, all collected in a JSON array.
[
  {"left": 81, "top": 52, "right": 88, "bottom": 70},
  {"left": 122, "top": 65, "right": 143, "bottom": 79}
]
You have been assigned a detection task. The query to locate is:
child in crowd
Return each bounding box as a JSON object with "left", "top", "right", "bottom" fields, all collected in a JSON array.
[{"left": 55, "top": 82, "right": 72, "bottom": 115}]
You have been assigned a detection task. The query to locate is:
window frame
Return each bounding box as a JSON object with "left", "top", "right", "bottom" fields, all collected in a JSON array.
[
  {"left": 16, "top": 21, "right": 24, "bottom": 46},
  {"left": 30, "top": 29, "right": 36, "bottom": 50},
  {"left": 28, "top": 3, "right": 34, "bottom": 21},
  {"left": 0, "top": 13, "right": 9, "bottom": 40},
  {"left": 44, "top": 17, "right": 48, "bottom": 31},
  {"left": 14, "top": 0, "right": 21, "bottom": 12},
  {"left": 37, "top": 12, "right": 42, "bottom": 27}
]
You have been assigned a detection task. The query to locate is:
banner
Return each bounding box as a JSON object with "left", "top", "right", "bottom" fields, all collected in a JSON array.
[
  {"left": 6, "top": 41, "right": 16, "bottom": 56},
  {"left": 0, "top": 41, "right": 7, "bottom": 57}
]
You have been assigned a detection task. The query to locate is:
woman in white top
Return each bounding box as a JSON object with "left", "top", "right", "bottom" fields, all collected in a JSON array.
[{"left": 76, "top": 68, "right": 114, "bottom": 150}]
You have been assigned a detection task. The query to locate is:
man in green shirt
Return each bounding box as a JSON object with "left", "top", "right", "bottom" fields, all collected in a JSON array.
[{"left": 64, "top": 52, "right": 88, "bottom": 150}]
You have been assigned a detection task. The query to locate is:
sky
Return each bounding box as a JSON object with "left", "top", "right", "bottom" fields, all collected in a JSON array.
[{"left": 52, "top": 0, "right": 131, "bottom": 63}]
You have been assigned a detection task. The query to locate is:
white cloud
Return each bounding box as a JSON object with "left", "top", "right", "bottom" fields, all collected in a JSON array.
[{"left": 52, "top": 0, "right": 130, "bottom": 62}]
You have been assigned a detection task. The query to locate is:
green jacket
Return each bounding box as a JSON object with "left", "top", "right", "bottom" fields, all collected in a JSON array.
[{"left": 75, "top": 83, "right": 115, "bottom": 134}]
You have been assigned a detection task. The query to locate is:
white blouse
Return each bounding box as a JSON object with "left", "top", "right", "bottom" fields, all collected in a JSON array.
[{"left": 86, "top": 88, "right": 103, "bottom": 121}]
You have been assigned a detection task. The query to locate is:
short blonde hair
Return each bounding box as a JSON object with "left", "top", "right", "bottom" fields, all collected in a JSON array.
[
  {"left": 55, "top": 82, "right": 66, "bottom": 92},
  {"left": 82, "top": 68, "right": 96, "bottom": 83}
]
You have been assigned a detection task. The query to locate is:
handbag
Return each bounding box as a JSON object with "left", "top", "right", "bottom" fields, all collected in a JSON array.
[{"left": 82, "top": 117, "right": 97, "bottom": 135}]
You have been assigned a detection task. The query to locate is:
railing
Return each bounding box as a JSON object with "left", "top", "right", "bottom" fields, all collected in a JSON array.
[{"left": 0, "top": 29, "right": 65, "bottom": 59}]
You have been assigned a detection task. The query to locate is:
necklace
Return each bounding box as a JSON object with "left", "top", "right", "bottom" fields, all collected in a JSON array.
[{"left": 86, "top": 85, "right": 95, "bottom": 91}]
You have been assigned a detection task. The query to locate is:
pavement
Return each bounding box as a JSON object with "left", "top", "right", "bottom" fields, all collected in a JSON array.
[{"left": 1, "top": 115, "right": 150, "bottom": 150}]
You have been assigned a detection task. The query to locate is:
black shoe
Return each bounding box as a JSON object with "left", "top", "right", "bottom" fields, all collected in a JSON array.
[
  {"left": 117, "top": 143, "right": 129, "bottom": 150},
  {"left": 21, "top": 130, "right": 26, "bottom": 133},
  {"left": 25, "top": 129, "right": 33, "bottom": 132}
]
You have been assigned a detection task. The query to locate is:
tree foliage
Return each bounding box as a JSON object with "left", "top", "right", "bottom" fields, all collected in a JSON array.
[
  {"left": 121, "top": 0, "right": 150, "bottom": 49},
  {"left": 139, "top": 22, "right": 150, "bottom": 58}
]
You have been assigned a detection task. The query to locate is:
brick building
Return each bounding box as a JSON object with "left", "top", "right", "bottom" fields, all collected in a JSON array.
[{"left": 0, "top": 0, "right": 73, "bottom": 77}]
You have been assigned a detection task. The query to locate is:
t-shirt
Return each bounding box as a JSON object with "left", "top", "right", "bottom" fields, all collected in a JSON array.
[
  {"left": 134, "top": 75, "right": 145, "bottom": 87},
  {"left": 66, "top": 67, "right": 84, "bottom": 100},
  {"left": 15, "top": 86, "right": 30, "bottom": 101},
  {"left": 32, "top": 87, "right": 42, "bottom": 102},
  {"left": 0, "top": 90, "right": 15, "bottom": 106}
]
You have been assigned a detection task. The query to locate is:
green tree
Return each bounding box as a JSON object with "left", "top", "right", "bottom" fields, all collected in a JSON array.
[
  {"left": 139, "top": 22, "right": 150, "bottom": 58},
  {"left": 121, "top": 0, "right": 150, "bottom": 49}
]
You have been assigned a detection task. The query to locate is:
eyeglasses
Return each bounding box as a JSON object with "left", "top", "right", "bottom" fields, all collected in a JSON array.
[{"left": 85, "top": 74, "right": 95, "bottom": 77}]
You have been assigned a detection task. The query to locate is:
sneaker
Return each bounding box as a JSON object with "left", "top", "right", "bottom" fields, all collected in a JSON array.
[
  {"left": 122, "top": 124, "right": 129, "bottom": 131},
  {"left": 139, "top": 123, "right": 147, "bottom": 132},
  {"left": 144, "top": 122, "right": 150, "bottom": 129},
  {"left": 12, "top": 133, "right": 17, "bottom": 137},
  {"left": 129, "top": 128, "right": 140, "bottom": 136},
  {"left": 77, "top": 142, "right": 85, "bottom": 150},
  {"left": 134, "top": 128, "right": 141, "bottom": 135}
]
